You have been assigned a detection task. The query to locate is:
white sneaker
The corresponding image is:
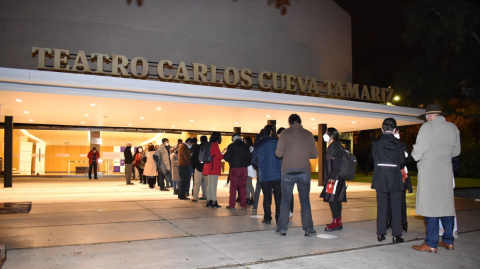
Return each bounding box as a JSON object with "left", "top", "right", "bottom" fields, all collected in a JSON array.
[
  {"left": 439, "top": 228, "right": 445, "bottom": 236},
  {"left": 289, "top": 212, "right": 293, "bottom": 219},
  {"left": 224, "top": 183, "right": 229, "bottom": 187},
  {"left": 453, "top": 231, "right": 458, "bottom": 238}
]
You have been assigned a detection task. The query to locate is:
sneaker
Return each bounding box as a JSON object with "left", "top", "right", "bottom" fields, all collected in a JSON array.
[
  {"left": 289, "top": 211, "right": 293, "bottom": 220},
  {"left": 275, "top": 230, "right": 286, "bottom": 236},
  {"left": 262, "top": 219, "right": 271, "bottom": 224},
  {"left": 252, "top": 208, "right": 257, "bottom": 214},
  {"left": 199, "top": 197, "right": 207, "bottom": 200},
  {"left": 226, "top": 206, "right": 235, "bottom": 210},
  {"left": 304, "top": 230, "right": 317, "bottom": 237}
]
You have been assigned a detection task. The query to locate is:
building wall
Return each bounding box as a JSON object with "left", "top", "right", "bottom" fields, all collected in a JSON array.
[
  {"left": 45, "top": 145, "right": 112, "bottom": 173},
  {"left": 0, "top": 0, "right": 352, "bottom": 83}
]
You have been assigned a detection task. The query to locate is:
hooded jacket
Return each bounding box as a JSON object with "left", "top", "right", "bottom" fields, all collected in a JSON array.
[{"left": 371, "top": 133, "right": 407, "bottom": 193}]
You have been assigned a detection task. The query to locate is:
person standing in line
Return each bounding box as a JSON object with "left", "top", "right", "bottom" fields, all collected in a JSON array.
[
  {"left": 245, "top": 137, "right": 256, "bottom": 205},
  {"left": 191, "top": 136, "right": 209, "bottom": 202},
  {"left": 277, "top": 127, "right": 294, "bottom": 220},
  {"left": 320, "top": 128, "right": 347, "bottom": 232},
  {"left": 183, "top": 138, "right": 193, "bottom": 197},
  {"left": 157, "top": 139, "right": 172, "bottom": 189},
  {"left": 252, "top": 128, "right": 283, "bottom": 224},
  {"left": 224, "top": 133, "right": 251, "bottom": 210},
  {"left": 275, "top": 114, "right": 318, "bottom": 237},
  {"left": 188, "top": 137, "right": 198, "bottom": 196},
  {"left": 170, "top": 147, "right": 180, "bottom": 194},
  {"left": 411, "top": 104, "right": 461, "bottom": 253},
  {"left": 123, "top": 142, "right": 134, "bottom": 185},
  {"left": 252, "top": 125, "right": 273, "bottom": 213},
  {"left": 154, "top": 144, "right": 170, "bottom": 192},
  {"left": 177, "top": 140, "right": 192, "bottom": 200},
  {"left": 203, "top": 132, "right": 226, "bottom": 208},
  {"left": 133, "top": 146, "right": 146, "bottom": 184},
  {"left": 87, "top": 147, "right": 100, "bottom": 180},
  {"left": 371, "top": 118, "right": 407, "bottom": 244},
  {"left": 143, "top": 144, "right": 158, "bottom": 188}
]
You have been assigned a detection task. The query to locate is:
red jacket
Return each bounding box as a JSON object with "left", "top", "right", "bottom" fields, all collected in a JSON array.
[
  {"left": 202, "top": 142, "right": 223, "bottom": 176},
  {"left": 88, "top": 150, "right": 100, "bottom": 165}
]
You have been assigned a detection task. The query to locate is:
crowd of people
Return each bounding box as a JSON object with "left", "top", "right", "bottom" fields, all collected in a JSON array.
[{"left": 86, "top": 106, "right": 461, "bottom": 252}]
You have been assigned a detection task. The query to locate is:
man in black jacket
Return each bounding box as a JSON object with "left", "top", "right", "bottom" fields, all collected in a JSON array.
[
  {"left": 224, "top": 133, "right": 251, "bottom": 210},
  {"left": 123, "top": 142, "right": 134, "bottom": 185},
  {"left": 191, "top": 136, "right": 208, "bottom": 202},
  {"left": 371, "top": 118, "right": 407, "bottom": 244}
]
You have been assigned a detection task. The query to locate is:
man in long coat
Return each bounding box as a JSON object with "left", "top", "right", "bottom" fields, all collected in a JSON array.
[{"left": 411, "top": 104, "right": 461, "bottom": 253}]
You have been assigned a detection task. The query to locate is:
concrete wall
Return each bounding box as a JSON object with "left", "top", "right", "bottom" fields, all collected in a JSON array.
[{"left": 0, "top": 0, "right": 352, "bottom": 82}]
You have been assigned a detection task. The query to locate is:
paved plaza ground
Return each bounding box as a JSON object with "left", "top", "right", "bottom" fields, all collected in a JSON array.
[{"left": 1, "top": 177, "right": 480, "bottom": 269}]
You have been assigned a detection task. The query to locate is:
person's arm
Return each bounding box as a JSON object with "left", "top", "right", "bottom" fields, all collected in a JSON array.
[
  {"left": 412, "top": 123, "right": 433, "bottom": 161},
  {"left": 223, "top": 144, "right": 232, "bottom": 162},
  {"left": 453, "top": 128, "right": 461, "bottom": 157},
  {"left": 275, "top": 135, "right": 285, "bottom": 158},
  {"left": 309, "top": 135, "right": 318, "bottom": 159},
  {"left": 252, "top": 148, "right": 259, "bottom": 169},
  {"left": 212, "top": 143, "right": 224, "bottom": 160}
]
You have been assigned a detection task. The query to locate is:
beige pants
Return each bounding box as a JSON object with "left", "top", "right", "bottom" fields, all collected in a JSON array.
[
  {"left": 207, "top": 175, "right": 219, "bottom": 201},
  {"left": 194, "top": 169, "right": 208, "bottom": 200}
]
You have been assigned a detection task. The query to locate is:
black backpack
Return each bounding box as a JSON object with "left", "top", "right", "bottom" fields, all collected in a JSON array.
[
  {"left": 339, "top": 149, "right": 357, "bottom": 180},
  {"left": 198, "top": 142, "right": 213, "bottom": 164}
]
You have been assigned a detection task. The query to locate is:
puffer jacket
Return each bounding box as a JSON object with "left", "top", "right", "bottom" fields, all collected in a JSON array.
[
  {"left": 224, "top": 139, "right": 251, "bottom": 168},
  {"left": 252, "top": 136, "right": 282, "bottom": 182}
]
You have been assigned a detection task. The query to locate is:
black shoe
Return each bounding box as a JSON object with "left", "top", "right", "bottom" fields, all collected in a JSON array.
[
  {"left": 160, "top": 188, "right": 169, "bottom": 191},
  {"left": 276, "top": 230, "right": 286, "bottom": 236},
  {"left": 386, "top": 220, "right": 392, "bottom": 229},
  {"left": 191, "top": 199, "right": 198, "bottom": 202},
  {"left": 89, "top": 178, "right": 91, "bottom": 180},
  {"left": 392, "top": 236, "right": 404, "bottom": 244},
  {"left": 206, "top": 200, "right": 212, "bottom": 207},
  {"left": 178, "top": 197, "right": 190, "bottom": 200},
  {"left": 402, "top": 221, "right": 408, "bottom": 232},
  {"left": 94, "top": 178, "right": 98, "bottom": 180},
  {"left": 262, "top": 219, "right": 271, "bottom": 224},
  {"left": 127, "top": 183, "right": 134, "bottom": 185},
  {"left": 199, "top": 197, "right": 207, "bottom": 200},
  {"left": 143, "top": 182, "right": 147, "bottom": 184},
  {"left": 304, "top": 230, "right": 317, "bottom": 237},
  {"left": 378, "top": 235, "right": 386, "bottom": 242},
  {"left": 211, "top": 201, "right": 221, "bottom": 208},
  {"left": 173, "top": 189, "right": 179, "bottom": 195}
]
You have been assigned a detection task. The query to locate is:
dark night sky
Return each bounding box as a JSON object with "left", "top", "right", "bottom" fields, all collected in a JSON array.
[{"left": 334, "top": 0, "right": 412, "bottom": 87}]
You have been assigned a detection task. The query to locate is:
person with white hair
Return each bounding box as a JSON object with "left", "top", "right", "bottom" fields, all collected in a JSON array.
[
  {"left": 224, "top": 133, "right": 252, "bottom": 210},
  {"left": 123, "top": 142, "right": 134, "bottom": 185}
]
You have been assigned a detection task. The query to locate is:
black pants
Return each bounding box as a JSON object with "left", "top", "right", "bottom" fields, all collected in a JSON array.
[
  {"left": 387, "top": 191, "right": 407, "bottom": 222},
  {"left": 290, "top": 194, "right": 294, "bottom": 213},
  {"left": 329, "top": 201, "right": 342, "bottom": 218},
  {"left": 377, "top": 191, "right": 402, "bottom": 236},
  {"left": 178, "top": 166, "right": 190, "bottom": 199},
  {"left": 88, "top": 163, "right": 97, "bottom": 179},
  {"left": 260, "top": 179, "right": 282, "bottom": 222},
  {"left": 157, "top": 173, "right": 165, "bottom": 189},
  {"left": 148, "top": 176, "right": 156, "bottom": 188},
  {"left": 137, "top": 168, "right": 144, "bottom": 183}
]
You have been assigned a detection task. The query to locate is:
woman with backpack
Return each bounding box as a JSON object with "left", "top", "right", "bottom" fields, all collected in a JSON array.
[
  {"left": 202, "top": 132, "right": 226, "bottom": 208},
  {"left": 320, "top": 127, "right": 347, "bottom": 232},
  {"left": 133, "top": 146, "right": 146, "bottom": 184}
]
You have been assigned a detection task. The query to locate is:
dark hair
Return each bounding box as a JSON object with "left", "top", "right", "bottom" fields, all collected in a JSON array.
[
  {"left": 327, "top": 127, "right": 339, "bottom": 141},
  {"left": 277, "top": 127, "right": 285, "bottom": 135},
  {"left": 162, "top": 138, "right": 169, "bottom": 143},
  {"left": 200, "top": 135, "right": 208, "bottom": 144},
  {"left": 382, "top": 118, "right": 397, "bottom": 132},
  {"left": 260, "top": 128, "right": 271, "bottom": 138},
  {"left": 92, "top": 147, "right": 97, "bottom": 150},
  {"left": 245, "top": 137, "right": 253, "bottom": 147},
  {"left": 264, "top": 124, "right": 273, "bottom": 133},
  {"left": 210, "top": 132, "right": 222, "bottom": 143},
  {"left": 177, "top": 139, "right": 183, "bottom": 144},
  {"left": 148, "top": 145, "right": 155, "bottom": 151},
  {"left": 192, "top": 137, "right": 198, "bottom": 144},
  {"left": 288, "top": 114, "right": 302, "bottom": 125},
  {"left": 185, "top": 138, "right": 192, "bottom": 143}
]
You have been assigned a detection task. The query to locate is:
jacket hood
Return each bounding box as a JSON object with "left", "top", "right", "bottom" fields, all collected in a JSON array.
[{"left": 380, "top": 133, "right": 403, "bottom": 151}]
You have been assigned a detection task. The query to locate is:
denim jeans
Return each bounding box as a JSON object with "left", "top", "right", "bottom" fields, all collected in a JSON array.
[
  {"left": 425, "top": 216, "right": 454, "bottom": 248},
  {"left": 277, "top": 172, "right": 314, "bottom": 233}
]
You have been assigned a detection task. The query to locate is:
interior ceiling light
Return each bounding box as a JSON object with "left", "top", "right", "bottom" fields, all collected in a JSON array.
[
  {"left": 313, "top": 127, "right": 317, "bottom": 129},
  {"left": 91, "top": 103, "right": 96, "bottom": 106},
  {"left": 215, "top": 111, "right": 220, "bottom": 114},
  {"left": 29, "top": 119, "right": 33, "bottom": 122},
  {"left": 248, "top": 129, "right": 251, "bottom": 131},
  {"left": 311, "top": 118, "right": 315, "bottom": 121},
  {"left": 85, "top": 114, "right": 89, "bottom": 117},
  {"left": 352, "top": 121, "right": 356, "bottom": 124},
  {"left": 140, "top": 117, "right": 144, "bottom": 120},
  {"left": 212, "top": 127, "right": 215, "bottom": 130},
  {"left": 235, "top": 122, "right": 239, "bottom": 124},
  {"left": 16, "top": 99, "right": 22, "bottom": 102},
  {"left": 156, "top": 107, "right": 162, "bottom": 110},
  {"left": 24, "top": 111, "right": 29, "bottom": 113},
  {"left": 266, "top": 115, "right": 271, "bottom": 117},
  {"left": 128, "top": 123, "right": 132, "bottom": 126},
  {"left": 190, "top": 119, "right": 194, "bottom": 122},
  {"left": 172, "top": 125, "right": 175, "bottom": 128},
  {"left": 81, "top": 122, "right": 85, "bottom": 124}
]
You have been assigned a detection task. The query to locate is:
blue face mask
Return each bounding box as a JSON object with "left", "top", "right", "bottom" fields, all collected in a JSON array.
[{"left": 187, "top": 144, "right": 192, "bottom": 149}]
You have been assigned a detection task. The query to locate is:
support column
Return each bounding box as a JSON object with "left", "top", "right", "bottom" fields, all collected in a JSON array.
[
  {"left": 233, "top": 127, "right": 241, "bottom": 134},
  {"left": 4, "top": 116, "right": 13, "bottom": 188},
  {"left": 317, "top": 124, "right": 327, "bottom": 186},
  {"left": 89, "top": 131, "right": 101, "bottom": 150},
  {"left": 267, "top": 120, "right": 277, "bottom": 137}
]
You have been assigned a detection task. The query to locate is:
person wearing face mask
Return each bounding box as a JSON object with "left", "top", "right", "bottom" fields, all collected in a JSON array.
[
  {"left": 123, "top": 142, "right": 134, "bottom": 185},
  {"left": 87, "top": 147, "right": 100, "bottom": 180},
  {"left": 156, "top": 138, "right": 172, "bottom": 189},
  {"left": 177, "top": 139, "right": 192, "bottom": 200},
  {"left": 154, "top": 144, "right": 170, "bottom": 192},
  {"left": 203, "top": 132, "right": 226, "bottom": 208},
  {"left": 320, "top": 128, "right": 347, "bottom": 232},
  {"left": 133, "top": 146, "right": 146, "bottom": 184},
  {"left": 144, "top": 144, "right": 158, "bottom": 188},
  {"left": 371, "top": 118, "right": 407, "bottom": 244}
]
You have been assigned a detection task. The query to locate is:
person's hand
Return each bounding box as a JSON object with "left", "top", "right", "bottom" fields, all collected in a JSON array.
[{"left": 222, "top": 148, "right": 227, "bottom": 154}]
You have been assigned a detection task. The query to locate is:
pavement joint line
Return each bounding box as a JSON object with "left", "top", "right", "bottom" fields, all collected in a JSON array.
[{"left": 196, "top": 229, "right": 480, "bottom": 269}]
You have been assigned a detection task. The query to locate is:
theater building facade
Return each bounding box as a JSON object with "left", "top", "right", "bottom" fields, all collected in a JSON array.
[{"left": 0, "top": 0, "right": 423, "bottom": 184}]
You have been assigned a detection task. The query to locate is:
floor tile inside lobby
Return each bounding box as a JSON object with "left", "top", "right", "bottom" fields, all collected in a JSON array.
[{"left": 1, "top": 177, "right": 479, "bottom": 269}]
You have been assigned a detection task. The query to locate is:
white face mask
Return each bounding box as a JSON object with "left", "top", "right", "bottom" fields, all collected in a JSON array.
[
  {"left": 323, "top": 133, "right": 330, "bottom": 143},
  {"left": 165, "top": 143, "right": 169, "bottom": 146},
  {"left": 139, "top": 149, "right": 143, "bottom": 152},
  {"left": 394, "top": 134, "right": 400, "bottom": 139}
]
